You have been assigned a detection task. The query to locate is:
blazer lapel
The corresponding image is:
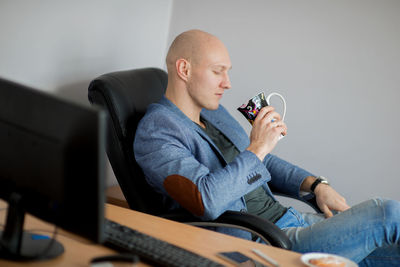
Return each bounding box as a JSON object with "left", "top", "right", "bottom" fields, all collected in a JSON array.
[
  {"left": 158, "top": 96, "right": 227, "bottom": 164},
  {"left": 201, "top": 109, "right": 247, "bottom": 152}
]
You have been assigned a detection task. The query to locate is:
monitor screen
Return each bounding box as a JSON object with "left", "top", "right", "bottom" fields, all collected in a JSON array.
[{"left": 0, "top": 77, "right": 106, "bottom": 260}]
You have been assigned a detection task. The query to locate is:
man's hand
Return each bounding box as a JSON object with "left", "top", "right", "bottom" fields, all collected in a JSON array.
[
  {"left": 246, "top": 106, "right": 287, "bottom": 161},
  {"left": 314, "top": 184, "right": 350, "bottom": 218}
]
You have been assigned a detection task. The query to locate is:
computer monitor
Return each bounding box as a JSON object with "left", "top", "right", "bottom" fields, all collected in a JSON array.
[{"left": 0, "top": 77, "right": 106, "bottom": 260}]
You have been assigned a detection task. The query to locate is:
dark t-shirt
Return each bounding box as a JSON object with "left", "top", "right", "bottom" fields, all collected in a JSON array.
[{"left": 198, "top": 118, "right": 287, "bottom": 223}]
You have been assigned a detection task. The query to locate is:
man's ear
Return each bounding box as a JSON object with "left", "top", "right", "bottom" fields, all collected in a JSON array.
[{"left": 176, "top": 58, "right": 190, "bottom": 82}]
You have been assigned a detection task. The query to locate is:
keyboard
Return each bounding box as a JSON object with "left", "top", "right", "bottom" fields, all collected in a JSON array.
[{"left": 103, "top": 219, "right": 225, "bottom": 267}]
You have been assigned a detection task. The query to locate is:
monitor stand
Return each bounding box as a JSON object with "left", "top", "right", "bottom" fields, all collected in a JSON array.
[{"left": 0, "top": 193, "right": 64, "bottom": 261}]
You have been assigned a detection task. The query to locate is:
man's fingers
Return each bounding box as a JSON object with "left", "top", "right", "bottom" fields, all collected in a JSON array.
[
  {"left": 254, "top": 106, "right": 274, "bottom": 122},
  {"left": 255, "top": 107, "right": 284, "bottom": 125},
  {"left": 321, "top": 205, "right": 334, "bottom": 218},
  {"left": 336, "top": 201, "right": 351, "bottom": 212}
]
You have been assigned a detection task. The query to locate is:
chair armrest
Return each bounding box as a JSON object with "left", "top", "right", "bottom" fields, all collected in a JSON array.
[
  {"left": 214, "top": 211, "right": 292, "bottom": 249},
  {"left": 268, "top": 184, "right": 322, "bottom": 213},
  {"left": 272, "top": 191, "right": 322, "bottom": 213},
  {"left": 161, "top": 210, "right": 292, "bottom": 250}
]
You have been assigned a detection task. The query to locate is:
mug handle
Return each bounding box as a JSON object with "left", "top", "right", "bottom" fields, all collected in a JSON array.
[{"left": 265, "top": 92, "right": 286, "bottom": 121}]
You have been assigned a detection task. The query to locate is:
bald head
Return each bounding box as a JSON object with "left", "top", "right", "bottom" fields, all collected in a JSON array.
[
  {"left": 164, "top": 30, "right": 232, "bottom": 119},
  {"left": 166, "top": 30, "right": 225, "bottom": 73}
]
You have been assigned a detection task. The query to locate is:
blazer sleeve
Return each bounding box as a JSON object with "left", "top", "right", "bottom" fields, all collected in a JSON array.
[{"left": 264, "top": 153, "right": 315, "bottom": 197}]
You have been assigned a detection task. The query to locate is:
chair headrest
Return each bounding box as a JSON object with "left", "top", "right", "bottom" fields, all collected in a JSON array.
[{"left": 88, "top": 68, "right": 167, "bottom": 140}]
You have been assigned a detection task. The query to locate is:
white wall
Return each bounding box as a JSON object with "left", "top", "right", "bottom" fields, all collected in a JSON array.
[
  {"left": 0, "top": 0, "right": 171, "bottom": 100},
  {"left": 168, "top": 0, "right": 400, "bottom": 205},
  {"left": 0, "top": 0, "right": 172, "bottom": 186}
]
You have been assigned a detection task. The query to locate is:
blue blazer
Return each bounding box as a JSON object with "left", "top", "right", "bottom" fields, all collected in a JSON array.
[{"left": 134, "top": 96, "right": 313, "bottom": 238}]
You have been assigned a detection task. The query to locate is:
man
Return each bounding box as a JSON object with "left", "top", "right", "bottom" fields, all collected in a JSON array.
[{"left": 134, "top": 29, "right": 400, "bottom": 266}]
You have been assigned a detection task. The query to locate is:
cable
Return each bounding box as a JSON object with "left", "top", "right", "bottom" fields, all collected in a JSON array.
[{"left": 33, "top": 226, "right": 59, "bottom": 260}]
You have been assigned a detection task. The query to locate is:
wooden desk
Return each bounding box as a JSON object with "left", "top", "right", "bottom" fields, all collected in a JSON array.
[{"left": 0, "top": 201, "right": 304, "bottom": 266}]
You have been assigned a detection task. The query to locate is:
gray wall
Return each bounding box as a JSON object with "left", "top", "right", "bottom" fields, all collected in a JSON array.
[
  {"left": 1, "top": 1, "right": 399, "bottom": 205},
  {"left": 168, "top": 0, "right": 400, "bottom": 205},
  {"left": 0, "top": 0, "right": 172, "bottom": 186}
]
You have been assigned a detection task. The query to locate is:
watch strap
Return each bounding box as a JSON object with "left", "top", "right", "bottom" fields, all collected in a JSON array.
[{"left": 310, "top": 176, "right": 329, "bottom": 193}]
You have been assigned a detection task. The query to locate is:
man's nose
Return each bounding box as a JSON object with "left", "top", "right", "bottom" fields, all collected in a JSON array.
[{"left": 221, "top": 73, "right": 231, "bottom": 89}]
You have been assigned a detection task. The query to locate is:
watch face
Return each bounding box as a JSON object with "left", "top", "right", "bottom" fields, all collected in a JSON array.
[{"left": 318, "top": 176, "right": 329, "bottom": 185}]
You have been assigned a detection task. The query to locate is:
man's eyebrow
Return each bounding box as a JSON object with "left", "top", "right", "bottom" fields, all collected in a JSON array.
[{"left": 211, "top": 64, "right": 232, "bottom": 70}]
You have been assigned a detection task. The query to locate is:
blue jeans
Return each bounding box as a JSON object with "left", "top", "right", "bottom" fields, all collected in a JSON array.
[{"left": 275, "top": 198, "right": 400, "bottom": 267}]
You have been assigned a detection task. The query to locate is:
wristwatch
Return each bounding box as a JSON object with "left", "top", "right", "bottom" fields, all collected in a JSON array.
[{"left": 310, "top": 176, "right": 330, "bottom": 193}]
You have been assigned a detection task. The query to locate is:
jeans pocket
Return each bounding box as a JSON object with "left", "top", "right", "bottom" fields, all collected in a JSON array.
[{"left": 275, "top": 207, "right": 306, "bottom": 229}]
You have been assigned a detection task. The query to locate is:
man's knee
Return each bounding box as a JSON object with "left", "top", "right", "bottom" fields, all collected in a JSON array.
[
  {"left": 383, "top": 199, "right": 400, "bottom": 222},
  {"left": 375, "top": 198, "right": 400, "bottom": 222}
]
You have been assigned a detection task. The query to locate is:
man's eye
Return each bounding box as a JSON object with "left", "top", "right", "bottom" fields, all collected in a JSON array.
[{"left": 213, "top": 71, "right": 221, "bottom": 75}]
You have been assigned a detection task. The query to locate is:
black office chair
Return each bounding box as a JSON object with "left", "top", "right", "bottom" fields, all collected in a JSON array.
[{"left": 88, "top": 67, "right": 320, "bottom": 249}]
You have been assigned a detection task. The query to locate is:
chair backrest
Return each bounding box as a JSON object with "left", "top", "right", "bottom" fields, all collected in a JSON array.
[{"left": 88, "top": 68, "right": 167, "bottom": 215}]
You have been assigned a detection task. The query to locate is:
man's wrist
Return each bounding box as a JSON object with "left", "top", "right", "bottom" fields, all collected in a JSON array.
[
  {"left": 299, "top": 176, "right": 315, "bottom": 192},
  {"left": 310, "top": 176, "right": 330, "bottom": 193},
  {"left": 246, "top": 146, "right": 266, "bottom": 161}
]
